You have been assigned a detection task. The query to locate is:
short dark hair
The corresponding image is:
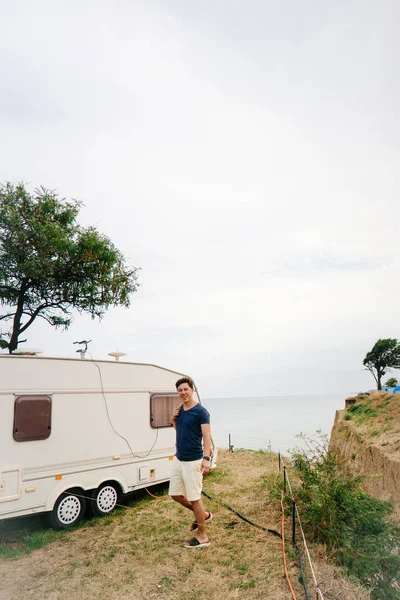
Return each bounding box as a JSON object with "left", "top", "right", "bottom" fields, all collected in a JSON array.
[{"left": 175, "top": 377, "right": 195, "bottom": 390}]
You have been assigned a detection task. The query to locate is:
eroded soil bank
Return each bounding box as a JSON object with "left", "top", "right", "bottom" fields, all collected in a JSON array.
[{"left": 329, "top": 392, "right": 400, "bottom": 519}]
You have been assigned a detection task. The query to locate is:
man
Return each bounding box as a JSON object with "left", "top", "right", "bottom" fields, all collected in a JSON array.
[{"left": 169, "top": 376, "right": 213, "bottom": 548}]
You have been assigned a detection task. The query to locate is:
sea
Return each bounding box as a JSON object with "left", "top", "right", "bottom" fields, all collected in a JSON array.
[{"left": 203, "top": 394, "right": 347, "bottom": 456}]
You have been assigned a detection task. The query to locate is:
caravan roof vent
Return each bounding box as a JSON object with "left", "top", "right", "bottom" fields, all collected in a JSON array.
[
  {"left": 108, "top": 351, "right": 127, "bottom": 362},
  {"left": 12, "top": 349, "right": 43, "bottom": 356}
]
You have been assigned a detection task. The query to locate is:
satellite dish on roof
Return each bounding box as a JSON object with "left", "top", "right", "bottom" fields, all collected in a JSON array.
[{"left": 108, "top": 351, "right": 126, "bottom": 362}]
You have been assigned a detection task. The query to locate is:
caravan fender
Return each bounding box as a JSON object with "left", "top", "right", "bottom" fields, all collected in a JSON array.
[
  {"left": 45, "top": 481, "right": 89, "bottom": 511},
  {"left": 89, "top": 472, "right": 129, "bottom": 495},
  {"left": 44, "top": 472, "right": 128, "bottom": 511}
]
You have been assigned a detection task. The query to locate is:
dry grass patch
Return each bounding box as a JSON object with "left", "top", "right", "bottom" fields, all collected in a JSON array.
[{"left": 0, "top": 450, "right": 371, "bottom": 600}]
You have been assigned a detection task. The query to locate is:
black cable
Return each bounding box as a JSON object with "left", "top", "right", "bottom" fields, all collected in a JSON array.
[{"left": 201, "top": 490, "right": 281, "bottom": 538}]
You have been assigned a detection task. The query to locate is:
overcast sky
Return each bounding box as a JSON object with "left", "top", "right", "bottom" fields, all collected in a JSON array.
[{"left": 1, "top": 0, "right": 399, "bottom": 397}]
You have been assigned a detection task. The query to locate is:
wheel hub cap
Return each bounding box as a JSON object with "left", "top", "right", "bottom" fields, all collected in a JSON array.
[
  {"left": 97, "top": 486, "right": 117, "bottom": 513},
  {"left": 57, "top": 496, "right": 81, "bottom": 524}
]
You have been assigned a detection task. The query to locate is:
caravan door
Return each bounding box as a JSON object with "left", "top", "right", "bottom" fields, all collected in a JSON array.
[{"left": 0, "top": 466, "right": 22, "bottom": 502}]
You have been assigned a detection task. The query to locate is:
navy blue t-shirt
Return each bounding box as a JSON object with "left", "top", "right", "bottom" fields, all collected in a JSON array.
[{"left": 175, "top": 403, "right": 210, "bottom": 461}]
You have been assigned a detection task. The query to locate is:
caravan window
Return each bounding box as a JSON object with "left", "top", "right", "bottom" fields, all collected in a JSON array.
[
  {"left": 150, "top": 394, "right": 179, "bottom": 428},
  {"left": 13, "top": 395, "right": 52, "bottom": 442}
]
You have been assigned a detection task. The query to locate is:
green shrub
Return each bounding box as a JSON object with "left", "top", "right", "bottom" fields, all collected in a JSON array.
[{"left": 290, "top": 434, "right": 400, "bottom": 600}]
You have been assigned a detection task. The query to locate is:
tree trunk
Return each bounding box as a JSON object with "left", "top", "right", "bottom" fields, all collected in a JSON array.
[
  {"left": 377, "top": 371, "right": 382, "bottom": 391},
  {"left": 8, "top": 284, "right": 26, "bottom": 353}
]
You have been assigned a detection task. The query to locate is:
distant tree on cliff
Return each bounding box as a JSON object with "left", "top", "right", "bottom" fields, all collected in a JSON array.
[
  {"left": 0, "top": 183, "right": 139, "bottom": 353},
  {"left": 385, "top": 377, "right": 398, "bottom": 388},
  {"left": 363, "top": 338, "right": 400, "bottom": 391}
]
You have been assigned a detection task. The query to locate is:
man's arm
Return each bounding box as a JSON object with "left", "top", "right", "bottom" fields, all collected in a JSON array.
[
  {"left": 201, "top": 423, "right": 212, "bottom": 474},
  {"left": 171, "top": 404, "right": 182, "bottom": 430}
]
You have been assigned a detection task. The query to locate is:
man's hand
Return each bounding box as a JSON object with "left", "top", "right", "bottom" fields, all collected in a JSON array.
[
  {"left": 201, "top": 459, "right": 210, "bottom": 476},
  {"left": 171, "top": 404, "right": 182, "bottom": 422}
]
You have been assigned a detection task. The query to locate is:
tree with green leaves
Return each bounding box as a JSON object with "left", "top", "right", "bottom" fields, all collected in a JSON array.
[
  {"left": 363, "top": 339, "right": 400, "bottom": 391},
  {"left": 0, "top": 183, "right": 139, "bottom": 353},
  {"left": 385, "top": 377, "right": 398, "bottom": 388}
]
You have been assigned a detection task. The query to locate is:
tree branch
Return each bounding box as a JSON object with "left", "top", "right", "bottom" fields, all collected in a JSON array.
[
  {"left": 365, "top": 366, "right": 378, "bottom": 385},
  {"left": 0, "top": 313, "right": 14, "bottom": 321},
  {"left": 0, "top": 284, "right": 19, "bottom": 292},
  {"left": 37, "top": 313, "right": 56, "bottom": 326},
  {"left": 18, "top": 304, "right": 48, "bottom": 334},
  {"left": 19, "top": 300, "right": 73, "bottom": 333}
]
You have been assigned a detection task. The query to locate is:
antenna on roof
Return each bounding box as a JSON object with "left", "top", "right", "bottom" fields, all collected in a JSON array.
[{"left": 73, "top": 340, "right": 91, "bottom": 359}]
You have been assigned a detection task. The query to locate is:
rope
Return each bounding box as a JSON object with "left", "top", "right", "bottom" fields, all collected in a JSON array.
[
  {"left": 281, "top": 456, "right": 326, "bottom": 600},
  {"left": 58, "top": 489, "right": 166, "bottom": 511},
  {"left": 293, "top": 536, "right": 311, "bottom": 600},
  {"left": 145, "top": 487, "right": 165, "bottom": 500},
  {"left": 280, "top": 490, "right": 298, "bottom": 600},
  {"left": 279, "top": 456, "right": 311, "bottom": 599}
]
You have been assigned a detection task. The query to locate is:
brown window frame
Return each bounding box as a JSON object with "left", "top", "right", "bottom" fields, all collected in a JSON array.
[
  {"left": 150, "top": 393, "right": 179, "bottom": 429},
  {"left": 13, "top": 395, "right": 52, "bottom": 442}
]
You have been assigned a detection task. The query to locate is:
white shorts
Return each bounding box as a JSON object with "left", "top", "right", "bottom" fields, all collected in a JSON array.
[{"left": 168, "top": 457, "right": 203, "bottom": 501}]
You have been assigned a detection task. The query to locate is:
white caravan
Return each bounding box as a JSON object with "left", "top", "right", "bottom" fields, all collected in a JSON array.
[{"left": 0, "top": 353, "right": 214, "bottom": 528}]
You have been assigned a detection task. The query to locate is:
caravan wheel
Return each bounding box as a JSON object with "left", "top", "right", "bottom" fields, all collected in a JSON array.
[
  {"left": 90, "top": 483, "right": 119, "bottom": 517},
  {"left": 48, "top": 490, "right": 86, "bottom": 530}
]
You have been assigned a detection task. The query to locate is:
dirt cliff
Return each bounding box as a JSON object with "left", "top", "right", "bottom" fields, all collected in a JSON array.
[{"left": 329, "top": 392, "right": 400, "bottom": 519}]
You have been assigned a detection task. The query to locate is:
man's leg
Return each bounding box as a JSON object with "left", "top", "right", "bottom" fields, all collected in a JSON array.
[
  {"left": 173, "top": 459, "right": 211, "bottom": 545},
  {"left": 170, "top": 495, "right": 193, "bottom": 510},
  {"left": 191, "top": 498, "right": 208, "bottom": 541},
  {"left": 170, "top": 494, "right": 211, "bottom": 522}
]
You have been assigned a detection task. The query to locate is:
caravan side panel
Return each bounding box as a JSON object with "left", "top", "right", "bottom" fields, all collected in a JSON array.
[{"left": 0, "top": 356, "right": 187, "bottom": 522}]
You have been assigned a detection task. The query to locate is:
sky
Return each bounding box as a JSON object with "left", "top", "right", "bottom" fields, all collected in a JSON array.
[{"left": 1, "top": 0, "right": 399, "bottom": 398}]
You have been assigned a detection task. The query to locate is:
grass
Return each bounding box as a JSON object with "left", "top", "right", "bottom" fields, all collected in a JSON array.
[
  {"left": 346, "top": 403, "right": 378, "bottom": 425},
  {"left": 0, "top": 450, "right": 371, "bottom": 600},
  {"left": 0, "top": 518, "right": 69, "bottom": 558},
  {"left": 342, "top": 392, "right": 400, "bottom": 451},
  {"left": 0, "top": 491, "right": 151, "bottom": 559}
]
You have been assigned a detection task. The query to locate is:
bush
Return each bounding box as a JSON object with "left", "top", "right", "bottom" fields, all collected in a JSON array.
[{"left": 290, "top": 434, "right": 400, "bottom": 600}]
